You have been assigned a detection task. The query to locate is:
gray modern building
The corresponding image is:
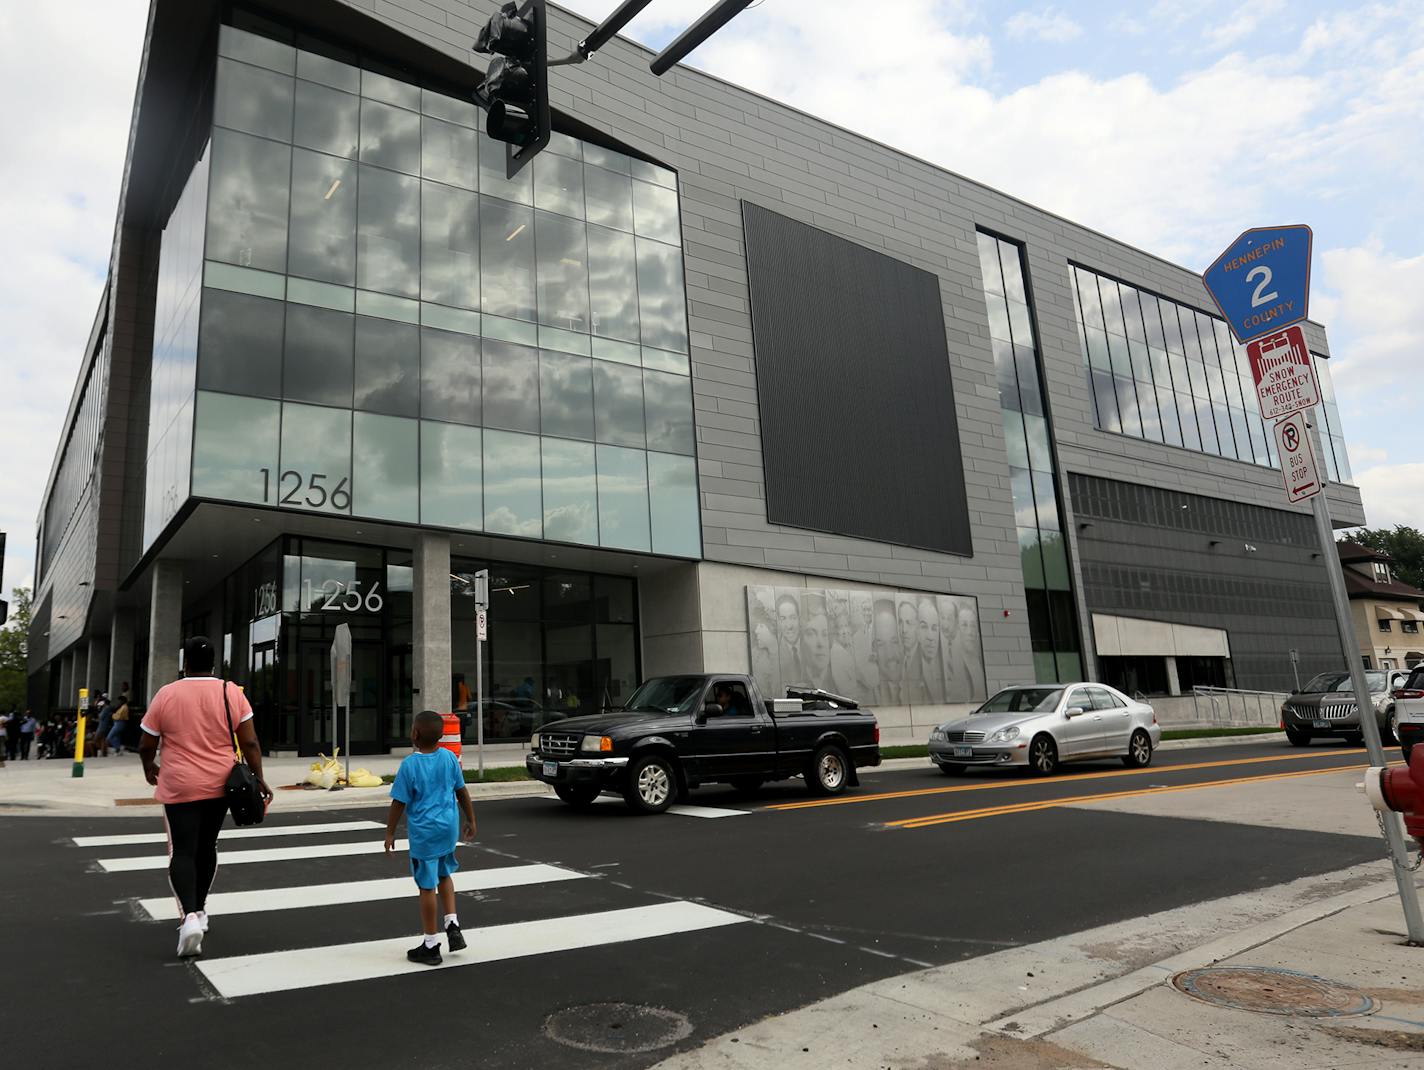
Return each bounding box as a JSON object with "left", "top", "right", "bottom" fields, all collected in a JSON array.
[{"left": 29, "top": 0, "right": 1363, "bottom": 751}]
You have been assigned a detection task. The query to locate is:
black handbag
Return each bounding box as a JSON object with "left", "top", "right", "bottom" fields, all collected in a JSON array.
[{"left": 222, "top": 680, "right": 266, "bottom": 826}]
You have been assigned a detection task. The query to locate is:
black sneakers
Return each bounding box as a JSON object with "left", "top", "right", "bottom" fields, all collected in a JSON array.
[
  {"left": 407, "top": 941, "right": 442, "bottom": 966},
  {"left": 446, "top": 921, "right": 467, "bottom": 952}
]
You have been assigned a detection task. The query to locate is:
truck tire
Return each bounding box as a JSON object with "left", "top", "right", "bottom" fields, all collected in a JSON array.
[
  {"left": 624, "top": 753, "right": 677, "bottom": 814},
  {"left": 554, "top": 784, "right": 600, "bottom": 809},
  {"left": 805, "top": 744, "right": 849, "bottom": 796}
]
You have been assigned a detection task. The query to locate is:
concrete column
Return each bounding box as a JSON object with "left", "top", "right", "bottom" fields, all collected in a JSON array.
[
  {"left": 109, "top": 609, "right": 136, "bottom": 700},
  {"left": 57, "top": 651, "right": 74, "bottom": 709},
  {"left": 86, "top": 635, "right": 109, "bottom": 699},
  {"left": 146, "top": 560, "right": 184, "bottom": 702},
  {"left": 1165, "top": 656, "right": 1182, "bottom": 697},
  {"left": 412, "top": 533, "right": 451, "bottom": 714},
  {"left": 73, "top": 646, "right": 89, "bottom": 703}
]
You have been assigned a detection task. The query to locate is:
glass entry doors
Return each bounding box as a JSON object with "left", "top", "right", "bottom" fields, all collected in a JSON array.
[{"left": 297, "top": 638, "right": 385, "bottom": 756}]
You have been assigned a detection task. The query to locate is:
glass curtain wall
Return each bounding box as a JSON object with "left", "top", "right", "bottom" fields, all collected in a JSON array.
[
  {"left": 1311, "top": 355, "right": 1352, "bottom": 483},
  {"left": 187, "top": 25, "right": 700, "bottom": 558},
  {"left": 977, "top": 232, "right": 1082, "bottom": 683}
]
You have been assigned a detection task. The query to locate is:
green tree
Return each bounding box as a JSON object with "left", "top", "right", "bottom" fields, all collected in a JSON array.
[
  {"left": 0, "top": 586, "right": 32, "bottom": 712},
  {"left": 1345, "top": 526, "right": 1424, "bottom": 591}
]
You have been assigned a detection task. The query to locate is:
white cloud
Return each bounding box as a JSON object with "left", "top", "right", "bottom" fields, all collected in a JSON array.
[
  {"left": 1005, "top": 7, "right": 1083, "bottom": 43},
  {"left": 1352, "top": 445, "right": 1389, "bottom": 467},
  {"left": 1314, "top": 242, "right": 1424, "bottom": 395},
  {"left": 1204, "top": 0, "right": 1285, "bottom": 50},
  {"left": 0, "top": 1, "right": 149, "bottom": 601},
  {"left": 1353, "top": 462, "right": 1424, "bottom": 529}
]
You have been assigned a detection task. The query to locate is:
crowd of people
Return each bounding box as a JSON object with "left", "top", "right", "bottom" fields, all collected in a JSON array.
[{"left": 0, "top": 684, "right": 136, "bottom": 762}]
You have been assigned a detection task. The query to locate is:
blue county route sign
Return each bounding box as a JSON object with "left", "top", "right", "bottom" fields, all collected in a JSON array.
[{"left": 1202, "top": 225, "right": 1312, "bottom": 344}]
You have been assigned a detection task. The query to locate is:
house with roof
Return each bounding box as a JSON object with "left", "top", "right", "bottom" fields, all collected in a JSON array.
[{"left": 1337, "top": 542, "right": 1424, "bottom": 670}]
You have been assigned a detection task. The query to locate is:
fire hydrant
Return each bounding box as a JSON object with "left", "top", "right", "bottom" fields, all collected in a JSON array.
[{"left": 1361, "top": 747, "right": 1424, "bottom": 850}]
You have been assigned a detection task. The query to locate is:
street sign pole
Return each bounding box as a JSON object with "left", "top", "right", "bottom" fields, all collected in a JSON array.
[
  {"left": 1288, "top": 648, "right": 1300, "bottom": 693},
  {"left": 1310, "top": 491, "right": 1424, "bottom": 943},
  {"left": 474, "top": 570, "right": 489, "bottom": 780}
]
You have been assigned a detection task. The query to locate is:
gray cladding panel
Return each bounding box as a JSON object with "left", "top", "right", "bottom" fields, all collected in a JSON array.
[{"left": 740, "top": 201, "right": 972, "bottom": 557}]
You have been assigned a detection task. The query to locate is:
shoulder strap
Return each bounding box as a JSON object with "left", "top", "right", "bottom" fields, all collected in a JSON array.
[{"left": 222, "top": 680, "right": 241, "bottom": 762}]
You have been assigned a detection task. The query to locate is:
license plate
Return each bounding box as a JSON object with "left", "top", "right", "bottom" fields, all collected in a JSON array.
[
  {"left": 543, "top": 760, "right": 558, "bottom": 777},
  {"left": 953, "top": 746, "right": 973, "bottom": 758},
  {"left": 1313, "top": 721, "right": 1333, "bottom": 730}
]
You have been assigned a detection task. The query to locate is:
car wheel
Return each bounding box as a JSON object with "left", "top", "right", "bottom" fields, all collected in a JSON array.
[
  {"left": 806, "top": 744, "right": 850, "bottom": 796},
  {"left": 1345, "top": 732, "right": 1365, "bottom": 747},
  {"left": 938, "top": 762, "right": 967, "bottom": 776},
  {"left": 553, "top": 784, "right": 600, "bottom": 808},
  {"left": 1028, "top": 734, "right": 1058, "bottom": 776},
  {"left": 1386, "top": 710, "right": 1400, "bottom": 746},
  {"left": 1285, "top": 727, "right": 1312, "bottom": 747},
  {"left": 728, "top": 776, "right": 764, "bottom": 797},
  {"left": 623, "top": 754, "right": 677, "bottom": 814},
  {"left": 1122, "top": 729, "right": 1153, "bottom": 768}
]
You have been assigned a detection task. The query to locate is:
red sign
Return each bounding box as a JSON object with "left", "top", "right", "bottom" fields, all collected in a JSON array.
[
  {"left": 1272, "top": 410, "right": 1322, "bottom": 503},
  {"left": 1247, "top": 325, "right": 1320, "bottom": 421}
]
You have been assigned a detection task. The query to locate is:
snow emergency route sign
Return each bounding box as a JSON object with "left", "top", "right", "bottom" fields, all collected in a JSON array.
[
  {"left": 1247, "top": 324, "right": 1320, "bottom": 421},
  {"left": 1273, "top": 410, "right": 1322, "bottom": 504}
]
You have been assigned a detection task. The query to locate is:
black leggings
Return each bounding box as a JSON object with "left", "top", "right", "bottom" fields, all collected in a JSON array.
[{"left": 164, "top": 797, "right": 229, "bottom": 916}]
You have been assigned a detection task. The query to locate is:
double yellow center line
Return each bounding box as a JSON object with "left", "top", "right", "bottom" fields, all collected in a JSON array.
[{"left": 888, "top": 763, "right": 1390, "bottom": 830}]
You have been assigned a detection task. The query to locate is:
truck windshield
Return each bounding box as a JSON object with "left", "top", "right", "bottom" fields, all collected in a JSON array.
[
  {"left": 1302, "top": 671, "right": 1387, "bottom": 694},
  {"left": 622, "top": 676, "right": 706, "bottom": 714},
  {"left": 975, "top": 688, "right": 1063, "bottom": 714}
]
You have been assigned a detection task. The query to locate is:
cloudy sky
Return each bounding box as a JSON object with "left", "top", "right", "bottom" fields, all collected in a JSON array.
[{"left": 1, "top": 0, "right": 1420, "bottom": 601}]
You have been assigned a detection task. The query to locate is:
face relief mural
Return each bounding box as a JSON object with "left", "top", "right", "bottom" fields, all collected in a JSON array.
[{"left": 747, "top": 586, "right": 987, "bottom": 706}]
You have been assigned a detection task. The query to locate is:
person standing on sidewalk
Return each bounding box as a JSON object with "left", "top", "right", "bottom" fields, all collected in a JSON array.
[
  {"left": 138, "top": 636, "right": 273, "bottom": 958},
  {"left": 2, "top": 709, "right": 17, "bottom": 762},
  {"left": 107, "top": 695, "right": 131, "bottom": 755},
  {"left": 18, "top": 711, "right": 36, "bottom": 760}
]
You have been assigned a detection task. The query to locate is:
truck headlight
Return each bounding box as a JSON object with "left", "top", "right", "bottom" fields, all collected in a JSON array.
[
  {"left": 530, "top": 732, "right": 540, "bottom": 751},
  {"left": 579, "top": 735, "right": 613, "bottom": 753},
  {"left": 988, "top": 727, "right": 1020, "bottom": 744}
]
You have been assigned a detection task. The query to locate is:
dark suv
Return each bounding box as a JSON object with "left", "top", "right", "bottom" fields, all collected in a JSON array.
[{"left": 1280, "top": 669, "right": 1408, "bottom": 746}]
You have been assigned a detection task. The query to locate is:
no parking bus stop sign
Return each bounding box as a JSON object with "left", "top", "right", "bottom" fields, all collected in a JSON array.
[{"left": 1273, "top": 410, "right": 1322, "bottom": 504}]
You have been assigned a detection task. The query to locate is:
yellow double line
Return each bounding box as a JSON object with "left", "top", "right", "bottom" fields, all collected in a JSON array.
[
  {"left": 768, "top": 748, "right": 1369, "bottom": 812},
  {"left": 889, "top": 762, "right": 1396, "bottom": 830}
]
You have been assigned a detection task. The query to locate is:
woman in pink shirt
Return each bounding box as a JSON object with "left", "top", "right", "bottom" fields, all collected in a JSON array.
[{"left": 138, "top": 636, "right": 272, "bottom": 957}]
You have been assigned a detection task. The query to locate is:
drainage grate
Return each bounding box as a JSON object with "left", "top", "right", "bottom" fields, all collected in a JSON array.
[
  {"left": 1172, "top": 966, "right": 1377, "bottom": 1018},
  {"left": 543, "top": 1002, "right": 693, "bottom": 1054}
]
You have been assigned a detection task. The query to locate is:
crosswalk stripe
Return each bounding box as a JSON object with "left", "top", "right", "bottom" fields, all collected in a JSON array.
[
  {"left": 74, "top": 820, "right": 385, "bottom": 848},
  {"left": 196, "top": 901, "right": 748, "bottom": 998},
  {"left": 135, "top": 864, "right": 585, "bottom": 920},
  {"left": 98, "top": 839, "right": 413, "bottom": 873},
  {"left": 544, "top": 794, "right": 749, "bottom": 819}
]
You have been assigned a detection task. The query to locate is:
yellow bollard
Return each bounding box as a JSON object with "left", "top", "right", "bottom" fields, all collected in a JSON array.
[{"left": 72, "top": 687, "right": 89, "bottom": 778}]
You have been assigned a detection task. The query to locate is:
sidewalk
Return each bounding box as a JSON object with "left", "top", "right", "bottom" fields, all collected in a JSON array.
[
  {"left": 0, "top": 744, "right": 541, "bottom": 816},
  {"left": 651, "top": 862, "right": 1424, "bottom": 1070}
]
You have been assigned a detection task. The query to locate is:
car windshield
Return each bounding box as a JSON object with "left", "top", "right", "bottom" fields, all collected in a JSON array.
[
  {"left": 622, "top": 676, "right": 706, "bottom": 714},
  {"left": 1302, "top": 671, "right": 1387, "bottom": 694},
  {"left": 975, "top": 688, "right": 1063, "bottom": 714}
]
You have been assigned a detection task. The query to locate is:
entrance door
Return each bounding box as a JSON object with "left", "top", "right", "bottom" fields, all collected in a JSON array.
[{"left": 298, "top": 640, "right": 386, "bottom": 756}]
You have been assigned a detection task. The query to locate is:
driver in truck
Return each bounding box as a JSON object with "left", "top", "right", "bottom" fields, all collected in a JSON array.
[{"left": 713, "top": 683, "right": 751, "bottom": 716}]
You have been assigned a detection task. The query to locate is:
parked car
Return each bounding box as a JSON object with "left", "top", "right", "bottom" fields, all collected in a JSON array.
[
  {"left": 929, "top": 683, "right": 1160, "bottom": 776},
  {"left": 526, "top": 674, "right": 881, "bottom": 813},
  {"left": 1280, "top": 669, "right": 1409, "bottom": 747},
  {"left": 1390, "top": 665, "right": 1424, "bottom": 760}
]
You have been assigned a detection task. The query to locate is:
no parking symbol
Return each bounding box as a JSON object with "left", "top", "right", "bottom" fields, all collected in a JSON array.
[{"left": 1272, "top": 410, "right": 1322, "bottom": 504}]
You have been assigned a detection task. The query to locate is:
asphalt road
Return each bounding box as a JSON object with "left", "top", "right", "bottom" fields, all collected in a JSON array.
[{"left": 0, "top": 740, "right": 1390, "bottom": 1069}]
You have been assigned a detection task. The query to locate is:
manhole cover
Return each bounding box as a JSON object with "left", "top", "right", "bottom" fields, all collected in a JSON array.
[
  {"left": 544, "top": 1002, "right": 693, "bottom": 1054},
  {"left": 1172, "top": 967, "right": 1377, "bottom": 1018}
]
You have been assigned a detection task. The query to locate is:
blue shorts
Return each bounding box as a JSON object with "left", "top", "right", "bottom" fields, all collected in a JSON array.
[{"left": 410, "top": 852, "right": 459, "bottom": 891}]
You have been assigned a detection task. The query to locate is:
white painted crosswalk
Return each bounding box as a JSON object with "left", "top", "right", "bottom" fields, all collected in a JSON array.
[
  {"left": 75, "top": 820, "right": 385, "bottom": 848},
  {"left": 543, "top": 793, "right": 750, "bottom": 819},
  {"left": 197, "top": 902, "right": 747, "bottom": 998},
  {"left": 97, "top": 838, "right": 415, "bottom": 872}
]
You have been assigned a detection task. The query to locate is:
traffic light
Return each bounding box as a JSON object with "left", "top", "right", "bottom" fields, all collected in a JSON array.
[{"left": 473, "top": 0, "right": 549, "bottom": 179}]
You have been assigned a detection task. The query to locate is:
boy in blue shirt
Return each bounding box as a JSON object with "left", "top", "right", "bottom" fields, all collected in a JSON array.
[{"left": 384, "top": 710, "right": 477, "bottom": 965}]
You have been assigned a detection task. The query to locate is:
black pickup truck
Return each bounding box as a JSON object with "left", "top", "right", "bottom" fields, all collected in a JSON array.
[{"left": 525, "top": 673, "right": 881, "bottom": 813}]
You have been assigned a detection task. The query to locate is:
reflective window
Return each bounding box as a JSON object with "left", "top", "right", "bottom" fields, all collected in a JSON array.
[
  {"left": 192, "top": 391, "right": 280, "bottom": 504},
  {"left": 648, "top": 452, "right": 700, "bottom": 557},
  {"left": 596, "top": 445, "right": 650, "bottom": 551},
  {"left": 484, "top": 429, "right": 542, "bottom": 536},
  {"left": 643, "top": 369, "right": 694, "bottom": 455},
  {"left": 359, "top": 97, "right": 420, "bottom": 174},
  {"left": 539, "top": 351, "right": 594, "bottom": 440},
  {"left": 221, "top": 25, "right": 295, "bottom": 75},
  {"left": 362, "top": 68, "right": 420, "bottom": 111},
  {"left": 354, "top": 316, "right": 418, "bottom": 416},
  {"left": 215, "top": 58, "right": 293, "bottom": 142},
  {"left": 357, "top": 165, "right": 420, "bottom": 297},
  {"left": 535, "top": 212, "right": 589, "bottom": 332},
  {"left": 279, "top": 402, "right": 352, "bottom": 515},
  {"left": 421, "top": 116, "right": 477, "bottom": 190},
  {"left": 352, "top": 412, "right": 418, "bottom": 521},
  {"left": 289, "top": 148, "right": 356, "bottom": 285},
  {"left": 420, "top": 328, "right": 480, "bottom": 425},
  {"left": 293, "top": 80, "right": 358, "bottom": 159},
  {"left": 207, "top": 129, "right": 290, "bottom": 272},
  {"left": 593, "top": 360, "right": 645, "bottom": 448},
  {"left": 588, "top": 226, "right": 639, "bottom": 343},
  {"left": 632, "top": 180, "right": 680, "bottom": 244},
  {"left": 482, "top": 339, "right": 540, "bottom": 433},
  {"left": 479, "top": 131, "right": 532, "bottom": 204},
  {"left": 533, "top": 152, "right": 585, "bottom": 218},
  {"left": 636, "top": 239, "right": 688, "bottom": 353},
  {"left": 584, "top": 165, "right": 633, "bottom": 231},
  {"left": 481, "top": 196, "right": 536, "bottom": 321},
  {"left": 197, "top": 289, "right": 283, "bottom": 398},
  {"left": 420, "top": 421, "right": 481, "bottom": 529},
  {"left": 541, "top": 438, "right": 598, "bottom": 545},
  {"left": 283, "top": 304, "right": 353, "bottom": 407},
  {"left": 421, "top": 181, "right": 479, "bottom": 309}
]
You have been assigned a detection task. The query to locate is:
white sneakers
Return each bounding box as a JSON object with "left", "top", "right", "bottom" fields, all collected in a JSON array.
[
  {"left": 176, "top": 913, "right": 204, "bottom": 958},
  {"left": 197, "top": 910, "right": 209, "bottom": 933}
]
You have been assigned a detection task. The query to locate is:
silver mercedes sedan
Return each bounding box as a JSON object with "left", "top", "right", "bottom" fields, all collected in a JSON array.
[{"left": 928, "top": 683, "right": 1161, "bottom": 776}]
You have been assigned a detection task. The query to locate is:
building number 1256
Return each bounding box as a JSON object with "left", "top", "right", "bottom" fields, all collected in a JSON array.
[{"left": 259, "top": 468, "right": 351, "bottom": 510}]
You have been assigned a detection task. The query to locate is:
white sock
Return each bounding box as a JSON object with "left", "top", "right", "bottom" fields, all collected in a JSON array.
[
  {"left": 444, "top": 914, "right": 459, "bottom": 929},
  {"left": 423, "top": 933, "right": 441, "bottom": 949}
]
